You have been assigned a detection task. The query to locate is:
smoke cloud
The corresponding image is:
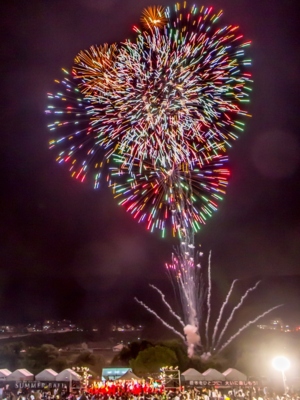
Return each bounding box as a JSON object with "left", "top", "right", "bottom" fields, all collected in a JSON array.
[{"left": 184, "top": 324, "right": 200, "bottom": 357}]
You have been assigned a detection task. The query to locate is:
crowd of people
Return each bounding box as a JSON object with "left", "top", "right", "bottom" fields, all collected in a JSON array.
[{"left": 0, "top": 382, "right": 299, "bottom": 400}]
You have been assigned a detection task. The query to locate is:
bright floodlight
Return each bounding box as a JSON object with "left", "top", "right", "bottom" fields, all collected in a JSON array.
[{"left": 272, "top": 356, "right": 290, "bottom": 372}]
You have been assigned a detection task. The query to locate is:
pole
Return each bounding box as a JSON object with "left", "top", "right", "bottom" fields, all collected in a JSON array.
[{"left": 282, "top": 370, "right": 287, "bottom": 395}]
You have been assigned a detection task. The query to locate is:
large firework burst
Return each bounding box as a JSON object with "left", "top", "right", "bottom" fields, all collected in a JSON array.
[
  {"left": 71, "top": 3, "right": 251, "bottom": 170},
  {"left": 46, "top": 2, "right": 252, "bottom": 234}
]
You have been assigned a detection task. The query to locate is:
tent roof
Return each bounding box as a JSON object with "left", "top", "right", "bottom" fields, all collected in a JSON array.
[
  {"left": 181, "top": 368, "right": 205, "bottom": 381},
  {"left": 202, "top": 368, "right": 225, "bottom": 381},
  {"left": 55, "top": 369, "right": 81, "bottom": 382},
  {"left": 35, "top": 369, "right": 58, "bottom": 381},
  {"left": 0, "top": 369, "right": 11, "bottom": 377},
  {"left": 222, "top": 368, "right": 247, "bottom": 381},
  {"left": 9, "top": 369, "right": 34, "bottom": 378},
  {"left": 8, "top": 369, "right": 34, "bottom": 381},
  {"left": 117, "top": 371, "right": 140, "bottom": 381}
]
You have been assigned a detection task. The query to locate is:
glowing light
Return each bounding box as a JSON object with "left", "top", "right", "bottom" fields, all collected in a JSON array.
[{"left": 272, "top": 356, "right": 290, "bottom": 372}]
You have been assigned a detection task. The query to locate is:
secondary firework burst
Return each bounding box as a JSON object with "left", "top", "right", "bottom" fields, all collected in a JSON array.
[
  {"left": 141, "top": 6, "right": 168, "bottom": 30},
  {"left": 74, "top": 43, "right": 119, "bottom": 97},
  {"left": 108, "top": 154, "right": 229, "bottom": 236},
  {"left": 136, "top": 249, "right": 282, "bottom": 358}
]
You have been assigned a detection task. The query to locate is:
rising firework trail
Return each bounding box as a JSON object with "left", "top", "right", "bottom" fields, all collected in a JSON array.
[
  {"left": 216, "top": 305, "right": 282, "bottom": 354},
  {"left": 149, "top": 284, "right": 185, "bottom": 328},
  {"left": 213, "top": 280, "right": 261, "bottom": 350},
  {"left": 204, "top": 251, "right": 212, "bottom": 350},
  {"left": 134, "top": 297, "right": 185, "bottom": 341},
  {"left": 211, "top": 279, "right": 238, "bottom": 347},
  {"left": 136, "top": 250, "right": 283, "bottom": 358}
]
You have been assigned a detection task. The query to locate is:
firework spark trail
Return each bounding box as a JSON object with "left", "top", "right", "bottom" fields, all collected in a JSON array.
[
  {"left": 109, "top": 155, "right": 229, "bottom": 236},
  {"left": 170, "top": 254, "right": 197, "bottom": 328},
  {"left": 215, "top": 280, "right": 261, "bottom": 349},
  {"left": 134, "top": 297, "right": 185, "bottom": 341},
  {"left": 177, "top": 266, "right": 193, "bottom": 318},
  {"left": 204, "top": 251, "right": 212, "bottom": 349},
  {"left": 165, "top": 233, "right": 201, "bottom": 357},
  {"left": 175, "top": 239, "right": 199, "bottom": 330},
  {"left": 182, "top": 263, "right": 198, "bottom": 327},
  {"left": 217, "top": 305, "right": 283, "bottom": 353},
  {"left": 211, "top": 279, "right": 239, "bottom": 349},
  {"left": 45, "top": 70, "right": 107, "bottom": 187},
  {"left": 149, "top": 284, "right": 185, "bottom": 327},
  {"left": 179, "top": 225, "right": 199, "bottom": 326}
]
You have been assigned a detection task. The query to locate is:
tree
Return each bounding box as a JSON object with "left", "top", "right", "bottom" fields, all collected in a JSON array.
[
  {"left": 9, "top": 342, "right": 25, "bottom": 356},
  {"left": 111, "top": 340, "right": 154, "bottom": 366},
  {"left": 24, "top": 344, "right": 59, "bottom": 373},
  {"left": 73, "top": 351, "right": 106, "bottom": 376},
  {"left": 158, "top": 340, "right": 190, "bottom": 372},
  {"left": 73, "top": 351, "right": 96, "bottom": 367},
  {"left": 130, "top": 345, "right": 178, "bottom": 374},
  {"left": 0, "top": 344, "right": 22, "bottom": 370},
  {"left": 49, "top": 356, "right": 68, "bottom": 372}
]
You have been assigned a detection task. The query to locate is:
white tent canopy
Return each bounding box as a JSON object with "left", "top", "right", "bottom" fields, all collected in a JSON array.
[
  {"left": 35, "top": 369, "right": 58, "bottom": 381},
  {"left": 56, "top": 369, "right": 81, "bottom": 382},
  {"left": 202, "top": 368, "right": 225, "bottom": 381},
  {"left": 0, "top": 369, "right": 11, "bottom": 380},
  {"left": 8, "top": 369, "right": 34, "bottom": 381},
  {"left": 117, "top": 371, "right": 140, "bottom": 381},
  {"left": 181, "top": 368, "right": 205, "bottom": 381},
  {"left": 223, "top": 368, "right": 247, "bottom": 381}
]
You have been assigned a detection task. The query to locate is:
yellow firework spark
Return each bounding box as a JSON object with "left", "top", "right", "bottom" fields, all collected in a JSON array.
[
  {"left": 73, "top": 43, "right": 118, "bottom": 96},
  {"left": 141, "top": 6, "right": 168, "bottom": 30}
]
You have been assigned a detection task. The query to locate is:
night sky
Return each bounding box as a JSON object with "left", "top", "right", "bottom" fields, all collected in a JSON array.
[{"left": 1, "top": 0, "right": 300, "bottom": 326}]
